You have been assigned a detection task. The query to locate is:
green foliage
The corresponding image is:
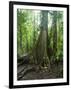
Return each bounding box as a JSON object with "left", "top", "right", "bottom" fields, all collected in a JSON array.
[
  {"left": 17, "top": 9, "right": 40, "bottom": 57},
  {"left": 17, "top": 9, "right": 63, "bottom": 64}
]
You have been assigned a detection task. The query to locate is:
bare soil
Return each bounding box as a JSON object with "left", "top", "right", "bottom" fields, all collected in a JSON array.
[{"left": 17, "top": 61, "right": 63, "bottom": 80}]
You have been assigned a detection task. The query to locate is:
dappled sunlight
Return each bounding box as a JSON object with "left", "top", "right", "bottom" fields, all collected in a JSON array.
[{"left": 17, "top": 9, "right": 63, "bottom": 80}]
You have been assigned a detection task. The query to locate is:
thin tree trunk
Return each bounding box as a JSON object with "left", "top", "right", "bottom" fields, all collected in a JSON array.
[
  {"left": 53, "top": 11, "right": 57, "bottom": 61},
  {"left": 20, "top": 25, "right": 22, "bottom": 51}
]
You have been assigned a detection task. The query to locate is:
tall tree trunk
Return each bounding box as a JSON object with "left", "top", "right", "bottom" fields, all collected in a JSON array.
[
  {"left": 53, "top": 11, "right": 57, "bottom": 61},
  {"left": 33, "top": 11, "right": 49, "bottom": 68}
]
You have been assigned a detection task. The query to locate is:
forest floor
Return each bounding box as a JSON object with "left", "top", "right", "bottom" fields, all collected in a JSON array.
[{"left": 17, "top": 61, "right": 63, "bottom": 80}]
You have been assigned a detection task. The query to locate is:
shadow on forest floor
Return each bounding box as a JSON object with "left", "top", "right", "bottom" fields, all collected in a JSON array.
[{"left": 17, "top": 60, "right": 63, "bottom": 80}]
